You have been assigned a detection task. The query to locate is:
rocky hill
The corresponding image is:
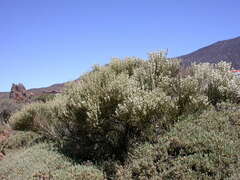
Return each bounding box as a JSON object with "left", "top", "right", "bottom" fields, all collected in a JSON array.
[
  {"left": 28, "top": 83, "right": 65, "bottom": 96},
  {"left": 178, "top": 36, "right": 240, "bottom": 69}
]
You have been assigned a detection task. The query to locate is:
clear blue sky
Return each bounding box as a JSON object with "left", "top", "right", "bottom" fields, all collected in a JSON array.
[{"left": 0, "top": 0, "right": 239, "bottom": 92}]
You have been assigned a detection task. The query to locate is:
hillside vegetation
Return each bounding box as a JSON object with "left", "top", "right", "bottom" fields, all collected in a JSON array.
[{"left": 2, "top": 52, "right": 240, "bottom": 179}]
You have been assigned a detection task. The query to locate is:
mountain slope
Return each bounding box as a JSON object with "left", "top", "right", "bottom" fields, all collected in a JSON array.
[
  {"left": 178, "top": 36, "right": 240, "bottom": 68},
  {"left": 28, "top": 82, "right": 65, "bottom": 96}
]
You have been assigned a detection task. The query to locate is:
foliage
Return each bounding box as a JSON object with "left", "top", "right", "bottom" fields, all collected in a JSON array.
[
  {"left": 33, "top": 93, "right": 56, "bottom": 103},
  {"left": 191, "top": 62, "right": 240, "bottom": 105},
  {"left": 115, "top": 110, "right": 240, "bottom": 179},
  {"left": 0, "top": 143, "right": 105, "bottom": 180},
  {"left": 8, "top": 51, "right": 240, "bottom": 179},
  {"left": 0, "top": 131, "right": 42, "bottom": 153},
  {"left": 9, "top": 102, "right": 53, "bottom": 131},
  {"left": 0, "top": 98, "right": 22, "bottom": 124}
]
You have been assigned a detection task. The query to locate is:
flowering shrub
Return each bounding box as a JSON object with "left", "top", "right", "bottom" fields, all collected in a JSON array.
[
  {"left": 10, "top": 51, "right": 240, "bottom": 164},
  {"left": 191, "top": 62, "right": 240, "bottom": 104}
]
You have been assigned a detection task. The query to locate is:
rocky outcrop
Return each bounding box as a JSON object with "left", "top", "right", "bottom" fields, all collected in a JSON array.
[{"left": 9, "top": 83, "right": 31, "bottom": 102}]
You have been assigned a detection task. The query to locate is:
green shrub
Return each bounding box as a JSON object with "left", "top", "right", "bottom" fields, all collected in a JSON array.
[
  {"left": 9, "top": 52, "right": 240, "bottom": 167},
  {"left": 191, "top": 62, "right": 240, "bottom": 105},
  {"left": 132, "top": 51, "right": 180, "bottom": 91},
  {"left": 33, "top": 93, "right": 56, "bottom": 103},
  {"left": 46, "top": 53, "right": 186, "bottom": 161},
  {"left": 7, "top": 51, "right": 240, "bottom": 179},
  {"left": 116, "top": 88, "right": 177, "bottom": 137},
  {"left": 108, "top": 57, "right": 144, "bottom": 76},
  {"left": 0, "top": 98, "right": 22, "bottom": 124},
  {"left": 116, "top": 110, "right": 240, "bottom": 179},
  {"left": 0, "top": 143, "right": 105, "bottom": 180},
  {"left": 56, "top": 71, "right": 133, "bottom": 160},
  {"left": 0, "top": 131, "right": 42, "bottom": 153},
  {"left": 9, "top": 102, "right": 53, "bottom": 132}
]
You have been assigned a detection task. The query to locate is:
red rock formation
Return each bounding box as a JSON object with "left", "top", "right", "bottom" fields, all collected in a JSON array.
[{"left": 9, "top": 83, "right": 31, "bottom": 102}]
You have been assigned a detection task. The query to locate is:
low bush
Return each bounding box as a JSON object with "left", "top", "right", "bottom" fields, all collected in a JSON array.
[
  {"left": 0, "top": 143, "right": 105, "bottom": 180},
  {"left": 0, "top": 98, "right": 22, "bottom": 124},
  {"left": 0, "top": 131, "right": 42, "bottom": 153},
  {"left": 9, "top": 102, "right": 53, "bottom": 131},
  {"left": 33, "top": 93, "right": 56, "bottom": 103},
  {"left": 52, "top": 165, "right": 105, "bottom": 180},
  {"left": 116, "top": 110, "right": 240, "bottom": 179}
]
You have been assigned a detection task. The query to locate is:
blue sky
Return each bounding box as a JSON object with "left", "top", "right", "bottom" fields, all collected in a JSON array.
[{"left": 0, "top": 0, "right": 239, "bottom": 92}]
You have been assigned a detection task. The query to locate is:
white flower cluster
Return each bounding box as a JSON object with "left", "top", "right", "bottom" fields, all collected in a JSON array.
[{"left": 192, "top": 61, "right": 240, "bottom": 104}]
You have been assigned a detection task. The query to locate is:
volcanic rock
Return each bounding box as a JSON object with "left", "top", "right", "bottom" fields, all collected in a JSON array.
[{"left": 9, "top": 83, "right": 31, "bottom": 102}]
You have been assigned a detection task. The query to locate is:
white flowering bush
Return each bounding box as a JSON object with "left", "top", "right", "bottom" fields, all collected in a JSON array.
[
  {"left": 10, "top": 51, "right": 240, "bottom": 163},
  {"left": 108, "top": 57, "right": 144, "bottom": 76},
  {"left": 174, "top": 76, "right": 209, "bottom": 115},
  {"left": 191, "top": 62, "right": 240, "bottom": 104},
  {"left": 116, "top": 88, "right": 177, "bottom": 136},
  {"left": 132, "top": 52, "right": 180, "bottom": 91}
]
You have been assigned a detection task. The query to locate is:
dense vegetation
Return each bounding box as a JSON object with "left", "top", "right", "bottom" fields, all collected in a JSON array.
[{"left": 2, "top": 52, "right": 240, "bottom": 179}]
